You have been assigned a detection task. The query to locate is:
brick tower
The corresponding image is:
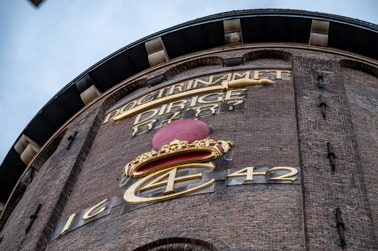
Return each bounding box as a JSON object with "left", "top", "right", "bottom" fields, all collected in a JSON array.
[{"left": 0, "top": 9, "right": 377, "bottom": 250}]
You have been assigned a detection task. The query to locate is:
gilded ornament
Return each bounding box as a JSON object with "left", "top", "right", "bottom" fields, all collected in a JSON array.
[{"left": 125, "top": 139, "right": 233, "bottom": 177}]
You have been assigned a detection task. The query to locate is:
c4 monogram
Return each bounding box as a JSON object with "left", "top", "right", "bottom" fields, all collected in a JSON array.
[{"left": 124, "top": 163, "right": 215, "bottom": 204}]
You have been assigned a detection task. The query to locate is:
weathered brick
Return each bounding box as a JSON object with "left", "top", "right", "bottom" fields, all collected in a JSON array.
[{"left": 0, "top": 46, "right": 376, "bottom": 251}]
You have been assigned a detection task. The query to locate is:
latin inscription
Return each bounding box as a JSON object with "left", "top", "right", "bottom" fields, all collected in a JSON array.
[{"left": 104, "top": 70, "right": 290, "bottom": 136}]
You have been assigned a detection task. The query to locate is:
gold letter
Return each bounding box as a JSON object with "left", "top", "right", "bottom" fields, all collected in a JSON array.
[
  {"left": 132, "top": 120, "right": 156, "bottom": 136},
  {"left": 124, "top": 163, "right": 215, "bottom": 204},
  {"left": 82, "top": 199, "right": 108, "bottom": 220},
  {"left": 224, "top": 89, "right": 246, "bottom": 101},
  {"left": 140, "top": 167, "right": 180, "bottom": 195},
  {"left": 157, "top": 86, "right": 170, "bottom": 98},
  {"left": 211, "top": 74, "right": 232, "bottom": 86},
  {"left": 158, "top": 104, "right": 168, "bottom": 116},
  {"left": 120, "top": 100, "right": 137, "bottom": 113},
  {"left": 192, "top": 104, "right": 219, "bottom": 117},
  {"left": 198, "top": 93, "right": 224, "bottom": 104},
  {"left": 227, "top": 167, "right": 266, "bottom": 181},
  {"left": 162, "top": 112, "right": 181, "bottom": 125},
  {"left": 137, "top": 90, "right": 159, "bottom": 105},
  {"left": 189, "top": 96, "right": 199, "bottom": 107},
  {"left": 275, "top": 70, "right": 291, "bottom": 80},
  {"left": 59, "top": 213, "right": 76, "bottom": 236},
  {"left": 168, "top": 83, "right": 185, "bottom": 95},
  {"left": 103, "top": 109, "right": 120, "bottom": 124},
  {"left": 192, "top": 76, "right": 214, "bottom": 88},
  {"left": 134, "top": 109, "right": 159, "bottom": 125},
  {"left": 232, "top": 71, "right": 250, "bottom": 81},
  {"left": 185, "top": 80, "right": 195, "bottom": 90},
  {"left": 253, "top": 71, "right": 269, "bottom": 80},
  {"left": 166, "top": 100, "right": 187, "bottom": 114}
]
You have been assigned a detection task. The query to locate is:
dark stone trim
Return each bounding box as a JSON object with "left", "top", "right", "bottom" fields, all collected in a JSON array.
[
  {"left": 133, "top": 237, "right": 216, "bottom": 251},
  {"left": 244, "top": 49, "right": 293, "bottom": 63},
  {"left": 340, "top": 59, "right": 378, "bottom": 77},
  {"left": 164, "top": 57, "right": 223, "bottom": 80}
]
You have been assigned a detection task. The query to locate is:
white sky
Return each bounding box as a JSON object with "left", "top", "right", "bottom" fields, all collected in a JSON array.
[{"left": 0, "top": 0, "right": 377, "bottom": 163}]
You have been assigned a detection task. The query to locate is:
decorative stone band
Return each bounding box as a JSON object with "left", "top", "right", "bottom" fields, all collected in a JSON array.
[{"left": 125, "top": 139, "right": 233, "bottom": 178}]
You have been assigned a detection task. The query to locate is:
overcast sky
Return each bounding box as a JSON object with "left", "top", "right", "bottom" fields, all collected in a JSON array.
[{"left": 0, "top": 0, "right": 377, "bottom": 164}]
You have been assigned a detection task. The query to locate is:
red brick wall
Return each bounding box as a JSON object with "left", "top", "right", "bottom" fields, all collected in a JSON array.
[
  {"left": 48, "top": 52, "right": 305, "bottom": 250},
  {"left": 0, "top": 105, "right": 105, "bottom": 250},
  {"left": 343, "top": 67, "right": 378, "bottom": 243},
  {"left": 1, "top": 47, "right": 376, "bottom": 251},
  {"left": 293, "top": 54, "right": 377, "bottom": 249}
]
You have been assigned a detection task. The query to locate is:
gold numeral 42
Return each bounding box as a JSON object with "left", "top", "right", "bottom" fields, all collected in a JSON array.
[{"left": 227, "top": 166, "right": 298, "bottom": 182}]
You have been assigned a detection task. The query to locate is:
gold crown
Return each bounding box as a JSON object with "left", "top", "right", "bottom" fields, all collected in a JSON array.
[{"left": 125, "top": 139, "right": 233, "bottom": 178}]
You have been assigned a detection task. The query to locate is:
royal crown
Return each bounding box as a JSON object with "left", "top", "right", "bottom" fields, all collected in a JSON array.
[{"left": 125, "top": 139, "right": 232, "bottom": 178}]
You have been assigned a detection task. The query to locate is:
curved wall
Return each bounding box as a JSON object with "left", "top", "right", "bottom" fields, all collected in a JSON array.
[{"left": 0, "top": 10, "right": 377, "bottom": 251}]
